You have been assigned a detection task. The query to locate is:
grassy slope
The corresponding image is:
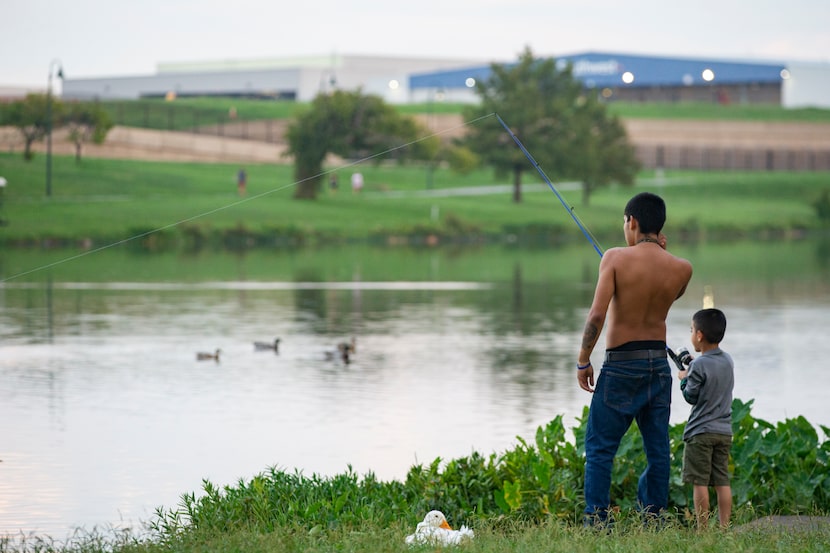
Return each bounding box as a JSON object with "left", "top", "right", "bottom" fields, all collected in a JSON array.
[
  {"left": 92, "top": 97, "right": 830, "bottom": 125},
  {"left": 1, "top": 151, "right": 826, "bottom": 248},
  {"left": 2, "top": 97, "right": 828, "bottom": 248}
]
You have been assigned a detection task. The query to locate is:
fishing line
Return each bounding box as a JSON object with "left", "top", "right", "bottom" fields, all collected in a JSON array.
[
  {"left": 1, "top": 113, "right": 497, "bottom": 283},
  {"left": 495, "top": 113, "right": 604, "bottom": 258}
]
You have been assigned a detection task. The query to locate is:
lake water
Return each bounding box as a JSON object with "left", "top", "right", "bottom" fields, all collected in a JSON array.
[{"left": 1, "top": 239, "right": 829, "bottom": 539}]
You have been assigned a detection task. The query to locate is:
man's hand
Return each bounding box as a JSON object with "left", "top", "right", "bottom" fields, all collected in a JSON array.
[
  {"left": 578, "top": 364, "right": 595, "bottom": 393},
  {"left": 658, "top": 232, "right": 667, "bottom": 249}
]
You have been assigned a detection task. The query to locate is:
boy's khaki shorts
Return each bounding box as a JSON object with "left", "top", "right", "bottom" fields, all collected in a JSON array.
[{"left": 682, "top": 432, "right": 732, "bottom": 487}]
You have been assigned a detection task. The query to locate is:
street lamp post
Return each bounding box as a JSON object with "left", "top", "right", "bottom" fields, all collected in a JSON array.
[
  {"left": 46, "top": 59, "right": 63, "bottom": 197},
  {"left": 425, "top": 86, "right": 444, "bottom": 189}
]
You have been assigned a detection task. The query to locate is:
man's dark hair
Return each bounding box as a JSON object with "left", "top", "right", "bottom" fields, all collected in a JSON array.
[
  {"left": 624, "top": 192, "right": 666, "bottom": 235},
  {"left": 693, "top": 308, "right": 727, "bottom": 344}
]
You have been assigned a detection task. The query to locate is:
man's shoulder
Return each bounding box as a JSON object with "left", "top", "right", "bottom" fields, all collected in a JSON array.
[{"left": 604, "top": 246, "right": 690, "bottom": 265}]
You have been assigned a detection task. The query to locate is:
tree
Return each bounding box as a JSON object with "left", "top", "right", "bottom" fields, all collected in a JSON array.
[
  {"left": 462, "top": 47, "right": 639, "bottom": 204},
  {"left": 286, "top": 90, "right": 428, "bottom": 199},
  {"left": 4, "top": 94, "right": 63, "bottom": 161},
  {"left": 563, "top": 94, "right": 640, "bottom": 206},
  {"left": 65, "top": 102, "right": 113, "bottom": 163}
]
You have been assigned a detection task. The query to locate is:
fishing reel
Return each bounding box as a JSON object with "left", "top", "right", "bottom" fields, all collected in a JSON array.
[{"left": 667, "top": 347, "right": 693, "bottom": 372}]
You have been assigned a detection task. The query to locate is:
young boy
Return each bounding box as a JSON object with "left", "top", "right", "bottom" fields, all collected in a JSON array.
[{"left": 677, "top": 308, "right": 734, "bottom": 528}]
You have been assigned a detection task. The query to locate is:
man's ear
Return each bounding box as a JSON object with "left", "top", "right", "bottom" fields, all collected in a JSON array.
[{"left": 626, "top": 215, "right": 639, "bottom": 232}]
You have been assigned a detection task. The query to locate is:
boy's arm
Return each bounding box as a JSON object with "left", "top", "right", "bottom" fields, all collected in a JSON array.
[{"left": 679, "top": 365, "right": 702, "bottom": 404}]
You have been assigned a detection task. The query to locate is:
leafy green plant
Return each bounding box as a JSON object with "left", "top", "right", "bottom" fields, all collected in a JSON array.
[
  {"left": 813, "top": 189, "right": 830, "bottom": 223},
  {"left": 148, "top": 397, "right": 830, "bottom": 543}
]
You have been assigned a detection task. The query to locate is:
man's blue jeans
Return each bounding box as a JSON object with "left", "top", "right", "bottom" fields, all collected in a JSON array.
[{"left": 583, "top": 357, "right": 672, "bottom": 520}]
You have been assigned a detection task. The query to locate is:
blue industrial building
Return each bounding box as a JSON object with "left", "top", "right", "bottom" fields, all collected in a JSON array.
[{"left": 409, "top": 51, "right": 790, "bottom": 105}]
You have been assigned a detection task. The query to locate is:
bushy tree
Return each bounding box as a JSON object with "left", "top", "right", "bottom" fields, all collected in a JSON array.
[
  {"left": 286, "top": 90, "right": 428, "bottom": 199},
  {"left": 463, "top": 47, "right": 639, "bottom": 204},
  {"left": 4, "top": 94, "right": 63, "bottom": 161},
  {"left": 566, "top": 94, "right": 640, "bottom": 205},
  {"left": 65, "top": 101, "right": 114, "bottom": 163}
]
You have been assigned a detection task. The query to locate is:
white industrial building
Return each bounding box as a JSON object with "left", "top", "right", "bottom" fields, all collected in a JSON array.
[
  {"left": 60, "top": 52, "right": 830, "bottom": 109},
  {"left": 61, "top": 54, "right": 491, "bottom": 104}
]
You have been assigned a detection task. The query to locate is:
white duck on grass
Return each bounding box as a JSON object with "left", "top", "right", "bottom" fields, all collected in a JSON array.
[{"left": 405, "top": 510, "right": 474, "bottom": 546}]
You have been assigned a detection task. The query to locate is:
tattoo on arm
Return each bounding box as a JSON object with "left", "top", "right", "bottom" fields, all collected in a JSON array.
[{"left": 581, "top": 322, "right": 599, "bottom": 351}]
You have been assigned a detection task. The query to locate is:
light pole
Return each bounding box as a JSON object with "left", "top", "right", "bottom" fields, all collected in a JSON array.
[
  {"left": 46, "top": 59, "right": 63, "bottom": 197},
  {"left": 426, "top": 86, "right": 444, "bottom": 189}
]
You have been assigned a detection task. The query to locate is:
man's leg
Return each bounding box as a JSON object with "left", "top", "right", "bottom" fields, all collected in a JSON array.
[
  {"left": 584, "top": 371, "right": 634, "bottom": 523},
  {"left": 635, "top": 372, "right": 672, "bottom": 516}
]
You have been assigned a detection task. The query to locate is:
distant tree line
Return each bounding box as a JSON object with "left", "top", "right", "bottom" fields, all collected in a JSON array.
[{"left": 0, "top": 94, "right": 113, "bottom": 163}]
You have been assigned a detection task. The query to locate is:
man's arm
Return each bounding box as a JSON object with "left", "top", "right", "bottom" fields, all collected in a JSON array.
[
  {"left": 659, "top": 233, "right": 693, "bottom": 300},
  {"left": 675, "top": 258, "right": 693, "bottom": 299},
  {"left": 577, "top": 252, "right": 616, "bottom": 393}
]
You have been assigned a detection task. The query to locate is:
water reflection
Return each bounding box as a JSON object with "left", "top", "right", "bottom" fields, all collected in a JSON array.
[
  {"left": 1, "top": 240, "right": 829, "bottom": 539},
  {"left": 816, "top": 235, "right": 830, "bottom": 269}
]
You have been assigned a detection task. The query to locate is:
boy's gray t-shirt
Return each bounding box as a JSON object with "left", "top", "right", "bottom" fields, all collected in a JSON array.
[{"left": 681, "top": 347, "right": 734, "bottom": 440}]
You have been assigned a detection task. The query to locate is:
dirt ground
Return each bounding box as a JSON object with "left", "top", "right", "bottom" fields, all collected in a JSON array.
[{"left": 2, "top": 115, "right": 829, "bottom": 165}]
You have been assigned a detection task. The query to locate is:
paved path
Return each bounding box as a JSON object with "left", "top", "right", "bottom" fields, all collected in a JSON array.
[{"left": 366, "top": 176, "right": 691, "bottom": 199}]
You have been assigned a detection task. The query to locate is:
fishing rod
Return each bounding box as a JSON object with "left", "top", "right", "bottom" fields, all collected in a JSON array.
[{"left": 495, "top": 113, "right": 604, "bottom": 258}]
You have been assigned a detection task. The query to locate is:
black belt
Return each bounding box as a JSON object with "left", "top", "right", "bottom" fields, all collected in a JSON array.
[{"left": 605, "top": 349, "right": 667, "bottom": 362}]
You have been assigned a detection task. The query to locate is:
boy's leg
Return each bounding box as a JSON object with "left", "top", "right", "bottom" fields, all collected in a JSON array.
[
  {"left": 715, "top": 485, "right": 732, "bottom": 527},
  {"left": 710, "top": 435, "right": 732, "bottom": 528},
  {"left": 693, "top": 485, "right": 710, "bottom": 528}
]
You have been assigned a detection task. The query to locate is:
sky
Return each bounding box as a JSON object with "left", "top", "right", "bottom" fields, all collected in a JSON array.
[{"left": 3, "top": 0, "right": 829, "bottom": 89}]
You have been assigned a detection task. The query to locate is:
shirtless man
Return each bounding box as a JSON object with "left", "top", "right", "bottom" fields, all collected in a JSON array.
[{"left": 577, "top": 192, "right": 693, "bottom": 524}]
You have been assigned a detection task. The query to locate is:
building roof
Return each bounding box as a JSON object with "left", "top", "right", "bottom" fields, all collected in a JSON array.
[{"left": 409, "top": 51, "right": 787, "bottom": 90}]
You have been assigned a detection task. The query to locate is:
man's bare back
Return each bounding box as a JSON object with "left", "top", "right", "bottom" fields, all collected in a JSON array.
[{"left": 602, "top": 242, "right": 692, "bottom": 348}]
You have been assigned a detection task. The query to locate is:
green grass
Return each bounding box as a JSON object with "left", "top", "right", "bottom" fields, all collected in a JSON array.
[
  {"left": 98, "top": 98, "right": 305, "bottom": 130},
  {"left": 1, "top": 153, "right": 828, "bottom": 250},
  {"left": 4, "top": 515, "right": 828, "bottom": 553},
  {"left": 605, "top": 101, "right": 830, "bottom": 122},
  {"left": 4, "top": 94, "right": 830, "bottom": 137},
  {"left": 4, "top": 517, "right": 828, "bottom": 553},
  {"left": 86, "top": 97, "right": 830, "bottom": 130}
]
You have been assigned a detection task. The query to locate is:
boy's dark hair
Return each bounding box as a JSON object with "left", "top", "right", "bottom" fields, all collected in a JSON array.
[
  {"left": 624, "top": 192, "right": 666, "bottom": 235},
  {"left": 693, "top": 308, "right": 727, "bottom": 344}
]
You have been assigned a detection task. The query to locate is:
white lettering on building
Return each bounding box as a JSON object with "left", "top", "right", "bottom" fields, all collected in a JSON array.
[{"left": 570, "top": 60, "right": 620, "bottom": 76}]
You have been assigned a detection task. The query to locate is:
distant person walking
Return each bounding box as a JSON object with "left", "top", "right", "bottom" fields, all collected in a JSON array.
[
  {"left": 237, "top": 168, "right": 247, "bottom": 197},
  {"left": 351, "top": 172, "right": 363, "bottom": 194}
]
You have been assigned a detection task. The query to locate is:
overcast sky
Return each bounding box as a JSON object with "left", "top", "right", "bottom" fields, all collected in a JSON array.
[{"left": 3, "top": 0, "right": 828, "bottom": 88}]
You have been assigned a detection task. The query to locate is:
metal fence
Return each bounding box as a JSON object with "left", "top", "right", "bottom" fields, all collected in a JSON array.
[
  {"left": 102, "top": 102, "right": 286, "bottom": 144},
  {"left": 636, "top": 145, "right": 830, "bottom": 171}
]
